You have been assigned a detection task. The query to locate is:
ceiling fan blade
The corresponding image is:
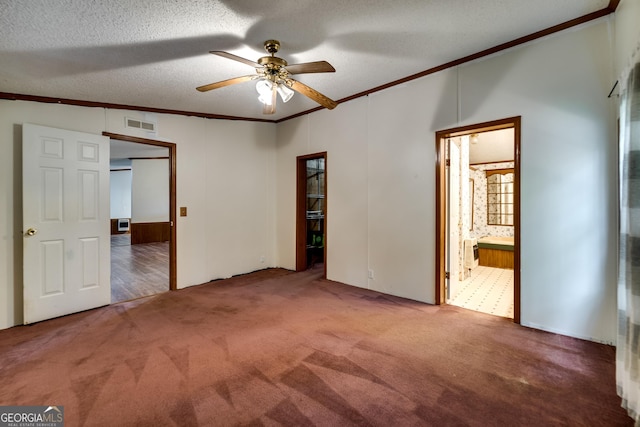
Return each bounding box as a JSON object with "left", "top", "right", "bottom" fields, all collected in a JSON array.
[
  {"left": 285, "top": 61, "right": 335, "bottom": 75},
  {"left": 196, "top": 75, "right": 257, "bottom": 92},
  {"left": 289, "top": 80, "right": 337, "bottom": 110},
  {"left": 210, "top": 51, "right": 261, "bottom": 68}
]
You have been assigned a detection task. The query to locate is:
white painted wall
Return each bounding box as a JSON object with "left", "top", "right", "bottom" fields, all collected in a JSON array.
[
  {"left": 615, "top": 0, "right": 640, "bottom": 77},
  {"left": 106, "top": 111, "right": 277, "bottom": 285},
  {"left": 277, "top": 70, "right": 458, "bottom": 301},
  {"left": 276, "top": 18, "right": 618, "bottom": 343},
  {"left": 0, "top": 12, "right": 630, "bottom": 345},
  {"left": 131, "top": 159, "right": 169, "bottom": 223},
  {"left": 110, "top": 170, "right": 132, "bottom": 219},
  {"left": 460, "top": 20, "right": 617, "bottom": 343},
  {"left": 276, "top": 101, "right": 371, "bottom": 289},
  {"left": 0, "top": 101, "right": 276, "bottom": 329}
]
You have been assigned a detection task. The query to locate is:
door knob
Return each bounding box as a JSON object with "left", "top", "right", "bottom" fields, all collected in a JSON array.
[{"left": 25, "top": 228, "right": 37, "bottom": 236}]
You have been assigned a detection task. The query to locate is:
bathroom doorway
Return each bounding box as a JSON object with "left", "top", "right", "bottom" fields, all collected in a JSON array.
[{"left": 435, "top": 117, "right": 521, "bottom": 323}]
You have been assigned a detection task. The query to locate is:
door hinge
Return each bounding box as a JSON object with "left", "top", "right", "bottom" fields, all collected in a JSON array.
[
  {"left": 445, "top": 272, "right": 450, "bottom": 279},
  {"left": 445, "top": 159, "right": 450, "bottom": 167}
]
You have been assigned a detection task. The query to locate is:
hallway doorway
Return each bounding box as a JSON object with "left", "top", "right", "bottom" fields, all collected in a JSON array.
[{"left": 105, "top": 132, "right": 177, "bottom": 302}]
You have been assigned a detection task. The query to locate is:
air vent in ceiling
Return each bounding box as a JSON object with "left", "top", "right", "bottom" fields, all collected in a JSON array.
[{"left": 125, "top": 117, "right": 156, "bottom": 132}]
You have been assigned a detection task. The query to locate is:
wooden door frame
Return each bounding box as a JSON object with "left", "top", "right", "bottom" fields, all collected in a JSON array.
[
  {"left": 103, "top": 132, "right": 177, "bottom": 291},
  {"left": 435, "top": 116, "right": 521, "bottom": 323},
  {"left": 296, "top": 152, "right": 327, "bottom": 278}
]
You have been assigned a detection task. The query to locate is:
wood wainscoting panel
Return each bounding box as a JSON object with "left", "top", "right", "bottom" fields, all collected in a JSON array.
[
  {"left": 131, "top": 222, "right": 170, "bottom": 244},
  {"left": 478, "top": 248, "right": 514, "bottom": 269},
  {"left": 111, "top": 219, "right": 120, "bottom": 235}
]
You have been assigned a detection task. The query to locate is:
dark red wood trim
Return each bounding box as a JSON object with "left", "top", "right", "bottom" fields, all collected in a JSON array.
[
  {"left": 513, "top": 116, "right": 521, "bottom": 324},
  {"left": 169, "top": 144, "right": 177, "bottom": 291},
  {"left": 276, "top": 106, "right": 326, "bottom": 123},
  {"left": 337, "top": 11, "right": 610, "bottom": 105},
  {"left": 323, "top": 153, "right": 328, "bottom": 279},
  {"left": 607, "top": 0, "right": 621, "bottom": 12},
  {"left": 435, "top": 116, "right": 521, "bottom": 324},
  {"left": 278, "top": 8, "right": 614, "bottom": 123},
  {"left": 128, "top": 156, "right": 169, "bottom": 160},
  {"left": 0, "top": 6, "right": 616, "bottom": 125},
  {"left": 434, "top": 133, "right": 446, "bottom": 305},
  {"left": 103, "top": 132, "right": 174, "bottom": 147},
  {"left": 103, "top": 131, "right": 178, "bottom": 291},
  {"left": 437, "top": 116, "right": 520, "bottom": 138},
  {"left": 0, "top": 92, "right": 273, "bottom": 123},
  {"left": 295, "top": 158, "right": 307, "bottom": 272},
  {"left": 470, "top": 160, "right": 515, "bottom": 166},
  {"left": 296, "top": 152, "right": 327, "bottom": 278}
]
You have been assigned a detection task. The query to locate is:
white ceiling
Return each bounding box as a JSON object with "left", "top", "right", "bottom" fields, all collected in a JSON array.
[
  {"left": 0, "top": 0, "right": 611, "bottom": 121},
  {"left": 469, "top": 129, "right": 514, "bottom": 164}
]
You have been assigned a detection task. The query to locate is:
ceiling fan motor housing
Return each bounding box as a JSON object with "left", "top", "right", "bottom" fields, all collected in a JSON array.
[
  {"left": 257, "top": 55, "right": 289, "bottom": 82},
  {"left": 263, "top": 40, "right": 280, "bottom": 54},
  {"left": 257, "top": 56, "right": 287, "bottom": 67}
]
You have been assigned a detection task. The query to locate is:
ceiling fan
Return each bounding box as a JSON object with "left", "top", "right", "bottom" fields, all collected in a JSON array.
[{"left": 197, "top": 40, "right": 338, "bottom": 114}]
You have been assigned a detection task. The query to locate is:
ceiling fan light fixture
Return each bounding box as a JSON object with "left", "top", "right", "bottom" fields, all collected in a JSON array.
[
  {"left": 198, "top": 40, "right": 337, "bottom": 113},
  {"left": 277, "top": 83, "right": 294, "bottom": 103},
  {"left": 256, "top": 79, "right": 273, "bottom": 105}
]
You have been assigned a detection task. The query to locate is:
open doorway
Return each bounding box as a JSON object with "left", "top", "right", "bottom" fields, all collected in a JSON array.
[
  {"left": 105, "top": 132, "right": 177, "bottom": 302},
  {"left": 296, "top": 152, "right": 327, "bottom": 277},
  {"left": 435, "top": 117, "right": 521, "bottom": 323}
]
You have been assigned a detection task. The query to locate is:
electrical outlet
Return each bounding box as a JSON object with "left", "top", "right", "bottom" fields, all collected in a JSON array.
[
  {"left": 260, "top": 256, "right": 265, "bottom": 263},
  {"left": 368, "top": 269, "right": 374, "bottom": 280}
]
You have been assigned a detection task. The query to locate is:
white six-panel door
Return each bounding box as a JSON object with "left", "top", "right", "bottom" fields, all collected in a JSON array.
[{"left": 23, "top": 123, "right": 110, "bottom": 324}]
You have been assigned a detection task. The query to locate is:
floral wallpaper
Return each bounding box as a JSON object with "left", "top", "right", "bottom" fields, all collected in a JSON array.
[
  {"left": 449, "top": 142, "right": 515, "bottom": 279},
  {"left": 470, "top": 162, "right": 515, "bottom": 239}
]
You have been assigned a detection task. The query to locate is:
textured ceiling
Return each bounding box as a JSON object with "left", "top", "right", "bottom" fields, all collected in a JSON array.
[{"left": 0, "top": 0, "right": 611, "bottom": 121}]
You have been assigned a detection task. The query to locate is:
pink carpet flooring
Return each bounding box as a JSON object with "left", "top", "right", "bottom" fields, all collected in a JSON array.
[{"left": 0, "top": 268, "right": 632, "bottom": 425}]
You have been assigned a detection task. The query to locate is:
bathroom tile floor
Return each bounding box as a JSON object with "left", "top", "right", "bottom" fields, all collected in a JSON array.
[{"left": 449, "top": 266, "right": 514, "bottom": 319}]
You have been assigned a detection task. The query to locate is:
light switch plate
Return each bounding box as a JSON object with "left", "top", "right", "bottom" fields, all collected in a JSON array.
[{"left": 180, "top": 207, "right": 187, "bottom": 217}]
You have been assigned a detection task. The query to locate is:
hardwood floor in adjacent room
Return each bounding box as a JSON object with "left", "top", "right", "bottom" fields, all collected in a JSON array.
[{"left": 111, "top": 234, "right": 169, "bottom": 303}]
